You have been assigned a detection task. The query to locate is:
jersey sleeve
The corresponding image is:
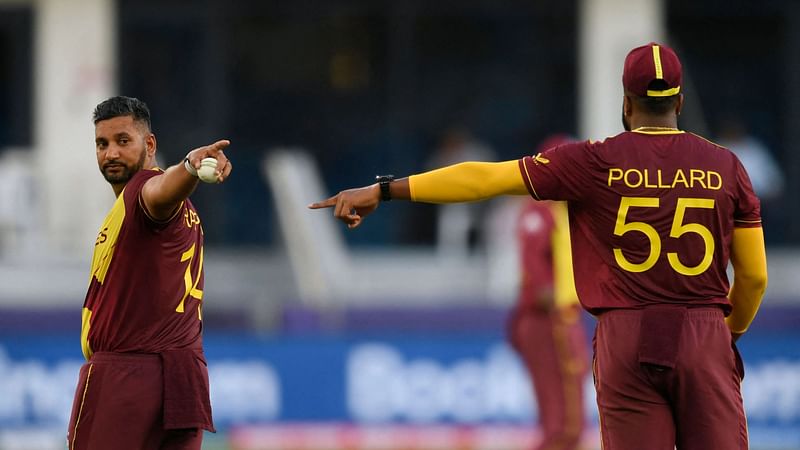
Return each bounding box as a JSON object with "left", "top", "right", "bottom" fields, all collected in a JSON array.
[
  {"left": 518, "top": 141, "right": 593, "bottom": 202},
  {"left": 124, "top": 169, "right": 184, "bottom": 229},
  {"left": 732, "top": 157, "right": 762, "bottom": 228}
]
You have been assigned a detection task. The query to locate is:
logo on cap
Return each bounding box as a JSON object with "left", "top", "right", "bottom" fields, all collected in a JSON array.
[{"left": 622, "top": 42, "right": 682, "bottom": 97}]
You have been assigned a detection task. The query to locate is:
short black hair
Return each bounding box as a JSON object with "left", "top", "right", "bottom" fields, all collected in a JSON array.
[
  {"left": 630, "top": 94, "right": 680, "bottom": 116},
  {"left": 629, "top": 78, "right": 681, "bottom": 115},
  {"left": 92, "top": 96, "right": 151, "bottom": 130}
]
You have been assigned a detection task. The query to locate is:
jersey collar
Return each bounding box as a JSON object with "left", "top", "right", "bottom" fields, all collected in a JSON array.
[{"left": 632, "top": 126, "right": 685, "bottom": 135}]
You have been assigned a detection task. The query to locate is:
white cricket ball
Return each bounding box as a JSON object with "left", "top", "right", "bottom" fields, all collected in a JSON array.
[{"left": 197, "top": 157, "right": 218, "bottom": 183}]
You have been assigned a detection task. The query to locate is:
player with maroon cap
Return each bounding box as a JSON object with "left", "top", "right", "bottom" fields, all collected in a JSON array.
[
  {"left": 311, "top": 42, "right": 768, "bottom": 449},
  {"left": 66, "top": 96, "right": 232, "bottom": 450}
]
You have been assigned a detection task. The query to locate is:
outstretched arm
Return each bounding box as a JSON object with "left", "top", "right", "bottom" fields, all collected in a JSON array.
[
  {"left": 142, "top": 139, "right": 233, "bottom": 221},
  {"left": 726, "top": 226, "right": 768, "bottom": 341},
  {"left": 308, "top": 160, "right": 529, "bottom": 228}
]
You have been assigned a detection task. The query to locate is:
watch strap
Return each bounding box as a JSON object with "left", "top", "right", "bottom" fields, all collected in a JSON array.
[{"left": 375, "top": 175, "right": 394, "bottom": 201}]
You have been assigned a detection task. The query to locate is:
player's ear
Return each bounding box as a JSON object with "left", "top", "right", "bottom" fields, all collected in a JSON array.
[
  {"left": 675, "top": 94, "right": 685, "bottom": 117},
  {"left": 146, "top": 133, "right": 157, "bottom": 157},
  {"left": 622, "top": 94, "right": 633, "bottom": 118}
]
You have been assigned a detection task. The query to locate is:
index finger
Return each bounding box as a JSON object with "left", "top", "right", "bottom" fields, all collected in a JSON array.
[
  {"left": 200, "top": 140, "right": 230, "bottom": 161},
  {"left": 210, "top": 139, "right": 231, "bottom": 151},
  {"left": 308, "top": 195, "right": 338, "bottom": 209},
  {"left": 207, "top": 140, "right": 230, "bottom": 174}
]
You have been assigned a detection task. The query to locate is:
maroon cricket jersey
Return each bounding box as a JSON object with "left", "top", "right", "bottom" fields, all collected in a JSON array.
[
  {"left": 81, "top": 169, "right": 205, "bottom": 359},
  {"left": 518, "top": 129, "right": 761, "bottom": 315},
  {"left": 516, "top": 201, "right": 556, "bottom": 312},
  {"left": 516, "top": 200, "right": 580, "bottom": 313}
]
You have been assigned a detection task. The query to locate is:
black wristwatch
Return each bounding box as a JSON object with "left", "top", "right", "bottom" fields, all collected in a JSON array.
[{"left": 375, "top": 175, "right": 394, "bottom": 201}]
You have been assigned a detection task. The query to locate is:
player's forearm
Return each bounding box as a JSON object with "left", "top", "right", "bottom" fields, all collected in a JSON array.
[
  {"left": 726, "top": 227, "right": 768, "bottom": 334},
  {"left": 309, "top": 159, "right": 529, "bottom": 228},
  {"left": 727, "top": 278, "right": 766, "bottom": 334},
  {"left": 408, "top": 160, "right": 529, "bottom": 203},
  {"left": 141, "top": 140, "right": 231, "bottom": 221},
  {"left": 141, "top": 163, "right": 199, "bottom": 220}
]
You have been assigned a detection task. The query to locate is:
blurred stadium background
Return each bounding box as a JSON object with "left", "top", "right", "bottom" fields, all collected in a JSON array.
[{"left": 1, "top": 0, "right": 800, "bottom": 449}]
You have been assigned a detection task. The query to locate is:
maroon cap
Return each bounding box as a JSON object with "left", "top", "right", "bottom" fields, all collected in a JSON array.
[{"left": 622, "top": 42, "right": 682, "bottom": 97}]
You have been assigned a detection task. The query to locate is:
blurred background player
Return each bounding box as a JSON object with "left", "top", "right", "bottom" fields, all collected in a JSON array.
[
  {"left": 67, "top": 96, "right": 232, "bottom": 450},
  {"left": 715, "top": 114, "right": 786, "bottom": 243},
  {"left": 508, "top": 134, "right": 589, "bottom": 450},
  {"left": 715, "top": 115, "right": 784, "bottom": 202}
]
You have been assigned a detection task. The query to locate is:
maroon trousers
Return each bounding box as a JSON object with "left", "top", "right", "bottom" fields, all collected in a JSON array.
[
  {"left": 67, "top": 352, "right": 204, "bottom": 450},
  {"left": 510, "top": 305, "right": 589, "bottom": 450},
  {"left": 593, "top": 307, "right": 748, "bottom": 450}
]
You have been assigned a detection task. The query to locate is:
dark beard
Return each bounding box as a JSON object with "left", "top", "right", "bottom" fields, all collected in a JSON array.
[
  {"left": 622, "top": 109, "right": 631, "bottom": 131},
  {"left": 102, "top": 148, "right": 146, "bottom": 184}
]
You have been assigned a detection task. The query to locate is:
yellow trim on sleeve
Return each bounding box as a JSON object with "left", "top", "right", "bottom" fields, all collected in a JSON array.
[
  {"left": 408, "top": 160, "right": 528, "bottom": 203},
  {"left": 726, "top": 227, "right": 768, "bottom": 334},
  {"left": 408, "top": 175, "right": 418, "bottom": 201},
  {"left": 519, "top": 161, "right": 541, "bottom": 200}
]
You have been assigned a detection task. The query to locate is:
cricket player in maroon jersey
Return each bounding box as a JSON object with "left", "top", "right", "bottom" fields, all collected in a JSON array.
[
  {"left": 66, "top": 96, "right": 232, "bottom": 450},
  {"left": 508, "top": 135, "right": 588, "bottom": 450},
  {"left": 311, "top": 43, "right": 768, "bottom": 449}
]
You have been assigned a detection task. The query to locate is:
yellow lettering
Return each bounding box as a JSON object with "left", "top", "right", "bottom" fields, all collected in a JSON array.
[
  {"left": 656, "top": 169, "right": 670, "bottom": 189},
  {"left": 624, "top": 169, "right": 643, "bottom": 188},
  {"left": 176, "top": 243, "right": 204, "bottom": 314},
  {"left": 707, "top": 171, "right": 722, "bottom": 190},
  {"left": 690, "top": 169, "right": 707, "bottom": 189},
  {"left": 609, "top": 168, "right": 721, "bottom": 191},
  {"left": 672, "top": 169, "right": 688, "bottom": 188},
  {"left": 643, "top": 169, "right": 657, "bottom": 188},
  {"left": 95, "top": 228, "right": 108, "bottom": 246},
  {"left": 184, "top": 209, "right": 201, "bottom": 229},
  {"left": 614, "top": 196, "right": 717, "bottom": 277},
  {"left": 608, "top": 168, "right": 623, "bottom": 186}
]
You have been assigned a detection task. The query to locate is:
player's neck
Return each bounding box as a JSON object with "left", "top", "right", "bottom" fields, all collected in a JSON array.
[
  {"left": 630, "top": 114, "right": 679, "bottom": 131},
  {"left": 111, "top": 183, "right": 125, "bottom": 198}
]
